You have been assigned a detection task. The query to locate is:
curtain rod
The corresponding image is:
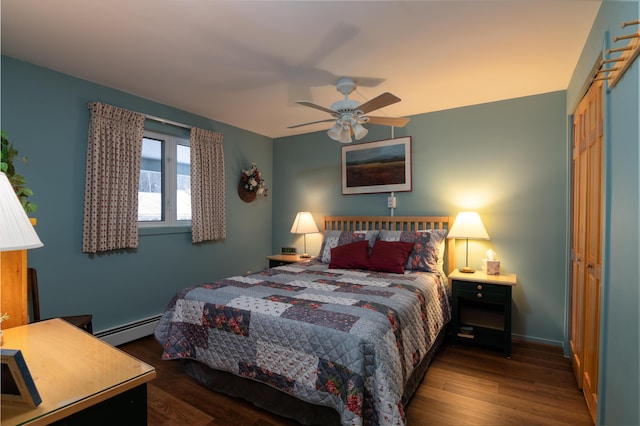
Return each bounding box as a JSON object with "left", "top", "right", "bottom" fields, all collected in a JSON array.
[
  {"left": 144, "top": 113, "right": 193, "bottom": 130},
  {"left": 88, "top": 102, "right": 194, "bottom": 130}
]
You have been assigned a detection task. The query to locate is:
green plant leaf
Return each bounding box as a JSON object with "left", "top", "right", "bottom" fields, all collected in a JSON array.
[{"left": 1, "top": 130, "right": 36, "bottom": 213}]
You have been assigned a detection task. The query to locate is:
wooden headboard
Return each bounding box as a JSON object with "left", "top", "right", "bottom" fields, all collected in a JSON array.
[{"left": 323, "top": 216, "right": 455, "bottom": 273}]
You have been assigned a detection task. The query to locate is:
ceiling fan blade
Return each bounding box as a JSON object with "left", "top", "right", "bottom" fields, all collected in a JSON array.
[
  {"left": 287, "top": 118, "right": 336, "bottom": 129},
  {"left": 357, "top": 92, "right": 401, "bottom": 114},
  {"left": 366, "top": 116, "right": 410, "bottom": 127},
  {"left": 295, "top": 101, "right": 337, "bottom": 115}
]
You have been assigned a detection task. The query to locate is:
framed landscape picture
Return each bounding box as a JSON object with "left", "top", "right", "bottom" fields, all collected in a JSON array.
[{"left": 341, "top": 136, "right": 412, "bottom": 195}]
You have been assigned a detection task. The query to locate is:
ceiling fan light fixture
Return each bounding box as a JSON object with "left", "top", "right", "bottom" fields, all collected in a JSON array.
[
  {"left": 289, "top": 78, "right": 405, "bottom": 142},
  {"left": 352, "top": 122, "right": 368, "bottom": 140},
  {"left": 339, "top": 125, "right": 352, "bottom": 143},
  {"left": 327, "top": 122, "right": 342, "bottom": 141}
]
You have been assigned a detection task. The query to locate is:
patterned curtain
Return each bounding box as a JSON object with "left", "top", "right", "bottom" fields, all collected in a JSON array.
[
  {"left": 82, "top": 102, "right": 145, "bottom": 253},
  {"left": 190, "top": 127, "right": 226, "bottom": 243}
]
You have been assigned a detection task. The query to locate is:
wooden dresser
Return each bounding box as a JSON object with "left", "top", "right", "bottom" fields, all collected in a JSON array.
[{"left": 1, "top": 319, "right": 156, "bottom": 425}]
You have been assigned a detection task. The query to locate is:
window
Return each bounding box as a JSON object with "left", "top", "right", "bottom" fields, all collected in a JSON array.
[{"left": 139, "top": 130, "right": 191, "bottom": 226}]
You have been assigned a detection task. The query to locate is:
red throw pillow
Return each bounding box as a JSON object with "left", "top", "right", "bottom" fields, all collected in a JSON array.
[
  {"left": 329, "top": 240, "right": 370, "bottom": 269},
  {"left": 368, "top": 240, "right": 415, "bottom": 274}
]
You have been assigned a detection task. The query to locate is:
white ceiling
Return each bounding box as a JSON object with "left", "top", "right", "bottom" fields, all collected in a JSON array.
[{"left": 1, "top": 1, "right": 601, "bottom": 139}]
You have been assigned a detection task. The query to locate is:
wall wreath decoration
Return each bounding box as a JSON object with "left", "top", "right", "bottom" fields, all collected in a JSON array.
[{"left": 238, "top": 163, "right": 267, "bottom": 202}]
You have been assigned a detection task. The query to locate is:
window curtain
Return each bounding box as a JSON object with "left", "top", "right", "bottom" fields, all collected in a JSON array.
[
  {"left": 82, "top": 102, "right": 145, "bottom": 253},
  {"left": 190, "top": 127, "right": 226, "bottom": 243}
]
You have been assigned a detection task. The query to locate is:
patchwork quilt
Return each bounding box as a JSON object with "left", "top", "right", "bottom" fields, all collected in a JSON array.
[{"left": 154, "top": 260, "right": 451, "bottom": 425}]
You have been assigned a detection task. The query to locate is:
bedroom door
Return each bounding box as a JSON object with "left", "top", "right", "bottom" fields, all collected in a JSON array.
[{"left": 570, "top": 79, "right": 602, "bottom": 424}]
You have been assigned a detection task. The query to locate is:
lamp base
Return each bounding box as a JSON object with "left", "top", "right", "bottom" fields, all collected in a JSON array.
[
  {"left": 299, "top": 253, "right": 312, "bottom": 259},
  {"left": 459, "top": 266, "right": 475, "bottom": 273}
]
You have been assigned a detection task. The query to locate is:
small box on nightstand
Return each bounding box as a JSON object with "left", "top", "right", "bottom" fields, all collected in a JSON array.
[{"left": 482, "top": 259, "right": 500, "bottom": 275}]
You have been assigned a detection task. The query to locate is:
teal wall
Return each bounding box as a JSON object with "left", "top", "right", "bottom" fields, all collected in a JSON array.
[
  {"left": 273, "top": 91, "right": 569, "bottom": 346},
  {"left": 1, "top": 56, "right": 273, "bottom": 332},
  {"left": 567, "top": 1, "right": 639, "bottom": 424}
]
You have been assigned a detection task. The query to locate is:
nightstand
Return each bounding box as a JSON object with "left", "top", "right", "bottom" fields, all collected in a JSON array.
[
  {"left": 449, "top": 269, "right": 517, "bottom": 357},
  {"left": 266, "top": 254, "right": 307, "bottom": 268}
]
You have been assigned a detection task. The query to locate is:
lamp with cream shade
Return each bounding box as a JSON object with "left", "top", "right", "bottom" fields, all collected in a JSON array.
[
  {"left": 290, "top": 212, "right": 319, "bottom": 258},
  {"left": 0, "top": 173, "right": 43, "bottom": 251},
  {"left": 1, "top": 172, "right": 43, "bottom": 329},
  {"left": 447, "top": 211, "right": 489, "bottom": 273}
]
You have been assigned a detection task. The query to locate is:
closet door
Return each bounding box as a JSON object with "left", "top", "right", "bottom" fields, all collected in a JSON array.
[
  {"left": 570, "top": 80, "right": 602, "bottom": 424},
  {"left": 570, "top": 101, "right": 587, "bottom": 388},
  {"left": 582, "top": 79, "right": 603, "bottom": 422}
]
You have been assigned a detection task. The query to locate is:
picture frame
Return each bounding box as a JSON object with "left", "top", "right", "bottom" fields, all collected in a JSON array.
[
  {"left": 341, "top": 136, "right": 412, "bottom": 195},
  {"left": 1, "top": 349, "right": 42, "bottom": 407}
]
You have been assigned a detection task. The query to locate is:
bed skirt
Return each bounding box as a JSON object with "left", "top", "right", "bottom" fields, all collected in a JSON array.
[{"left": 183, "top": 326, "right": 447, "bottom": 425}]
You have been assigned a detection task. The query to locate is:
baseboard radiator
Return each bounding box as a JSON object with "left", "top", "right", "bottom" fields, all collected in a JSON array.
[{"left": 95, "top": 315, "right": 162, "bottom": 347}]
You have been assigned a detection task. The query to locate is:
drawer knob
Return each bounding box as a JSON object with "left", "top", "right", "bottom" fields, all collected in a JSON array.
[
  {"left": 476, "top": 284, "right": 483, "bottom": 290},
  {"left": 477, "top": 293, "right": 483, "bottom": 298}
]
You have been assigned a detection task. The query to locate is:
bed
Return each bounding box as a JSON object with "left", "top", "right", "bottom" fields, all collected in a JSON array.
[{"left": 155, "top": 215, "right": 454, "bottom": 425}]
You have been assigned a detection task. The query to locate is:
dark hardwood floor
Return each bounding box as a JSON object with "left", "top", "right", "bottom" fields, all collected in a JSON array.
[{"left": 118, "top": 336, "right": 592, "bottom": 425}]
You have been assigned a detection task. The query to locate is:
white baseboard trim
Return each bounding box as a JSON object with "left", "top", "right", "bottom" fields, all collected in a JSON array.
[{"left": 95, "top": 315, "right": 162, "bottom": 347}]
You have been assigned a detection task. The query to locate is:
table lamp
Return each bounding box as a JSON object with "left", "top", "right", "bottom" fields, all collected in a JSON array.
[
  {"left": 0, "top": 172, "right": 43, "bottom": 251},
  {"left": 290, "top": 212, "right": 319, "bottom": 258},
  {"left": 447, "top": 211, "right": 489, "bottom": 273},
  {"left": 1, "top": 172, "right": 43, "bottom": 330}
]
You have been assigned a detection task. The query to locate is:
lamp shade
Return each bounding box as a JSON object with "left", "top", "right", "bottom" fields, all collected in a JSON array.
[
  {"left": 351, "top": 122, "right": 368, "bottom": 140},
  {"left": 338, "top": 125, "right": 352, "bottom": 144},
  {"left": 290, "top": 212, "right": 319, "bottom": 235},
  {"left": 327, "top": 122, "right": 342, "bottom": 141},
  {"left": 447, "top": 212, "right": 490, "bottom": 240},
  {"left": 0, "top": 172, "right": 43, "bottom": 251}
]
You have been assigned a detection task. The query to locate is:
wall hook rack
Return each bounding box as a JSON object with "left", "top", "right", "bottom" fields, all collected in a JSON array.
[{"left": 602, "top": 19, "right": 640, "bottom": 88}]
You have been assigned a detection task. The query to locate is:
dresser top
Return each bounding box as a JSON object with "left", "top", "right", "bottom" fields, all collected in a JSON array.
[{"left": 1, "top": 319, "right": 156, "bottom": 425}]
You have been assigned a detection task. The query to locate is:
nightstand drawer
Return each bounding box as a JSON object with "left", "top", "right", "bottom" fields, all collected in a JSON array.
[
  {"left": 454, "top": 280, "right": 505, "bottom": 295},
  {"left": 455, "top": 288, "right": 505, "bottom": 304}
]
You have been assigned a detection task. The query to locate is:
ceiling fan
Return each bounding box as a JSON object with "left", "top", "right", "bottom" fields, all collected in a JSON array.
[{"left": 288, "top": 78, "right": 410, "bottom": 143}]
